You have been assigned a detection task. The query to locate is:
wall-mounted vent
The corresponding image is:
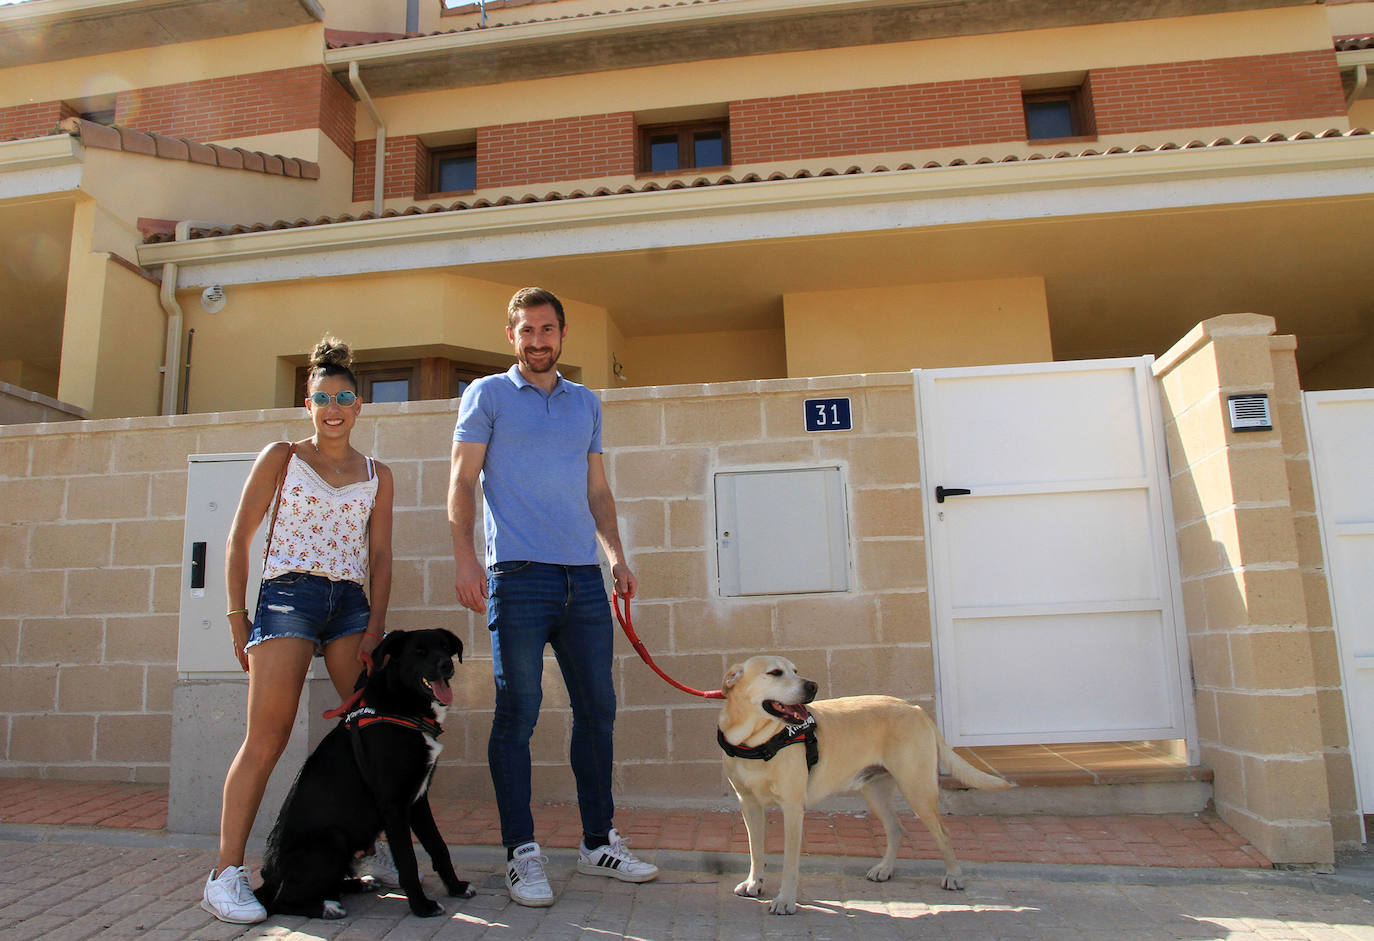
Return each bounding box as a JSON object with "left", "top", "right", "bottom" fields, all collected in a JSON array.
[{"left": 1227, "top": 394, "right": 1272, "bottom": 432}]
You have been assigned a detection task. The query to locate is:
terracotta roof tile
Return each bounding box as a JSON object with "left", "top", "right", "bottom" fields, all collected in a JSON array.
[
  {"left": 141, "top": 127, "right": 1370, "bottom": 245},
  {"left": 1335, "top": 34, "right": 1374, "bottom": 52},
  {"left": 57, "top": 117, "right": 319, "bottom": 180},
  {"left": 117, "top": 126, "right": 157, "bottom": 157}
]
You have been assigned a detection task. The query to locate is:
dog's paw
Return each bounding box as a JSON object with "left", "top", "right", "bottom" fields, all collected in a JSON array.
[
  {"left": 444, "top": 878, "right": 476, "bottom": 899},
  {"left": 940, "top": 874, "right": 966, "bottom": 891},
  {"left": 768, "top": 894, "right": 798, "bottom": 915},
  {"left": 733, "top": 878, "right": 763, "bottom": 898},
  {"left": 409, "top": 897, "right": 445, "bottom": 918},
  {"left": 865, "top": 862, "right": 894, "bottom": 882},
  {"left": 322, "top": 899, "right": 347, "bottom": 919}
]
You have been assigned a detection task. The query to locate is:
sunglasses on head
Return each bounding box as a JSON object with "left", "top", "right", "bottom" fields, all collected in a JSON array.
[{"left": 307, "top": 390, "right": 358, "bottom": 407}]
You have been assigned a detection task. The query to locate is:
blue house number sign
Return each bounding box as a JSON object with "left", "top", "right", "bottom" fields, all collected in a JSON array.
[{"left": 804, "top": 397, "right": 852, "bottom": 432}]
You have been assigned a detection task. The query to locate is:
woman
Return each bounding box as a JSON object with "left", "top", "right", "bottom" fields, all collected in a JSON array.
[{"left": 201, "top": 337, "right": 395, "bottom": 925}]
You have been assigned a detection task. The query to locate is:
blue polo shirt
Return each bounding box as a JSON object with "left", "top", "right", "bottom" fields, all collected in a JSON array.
[{"left": 453, "top": 365, "right": 603, "bottom": 567}]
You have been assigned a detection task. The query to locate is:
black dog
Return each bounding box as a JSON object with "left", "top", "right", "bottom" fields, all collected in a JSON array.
[{"left": 255, "top": 628, "right": 475, "bottom": 919}]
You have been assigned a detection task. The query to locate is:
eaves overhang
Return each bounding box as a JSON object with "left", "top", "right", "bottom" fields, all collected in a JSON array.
[
  {"left": 0, "top": 134, "right": 83, "bottom": 201},
  {"left": 1338, "top": 48, "right": 1374, "bottom": 69},
  {"left": 0, "top": 0, "right": 323, "bottom": 69},
  {"left": 325, "top": 0, "right": 1316, "bottom": 97},
  {"left": 137, "top": 132, "right": 1374, "bottom": 290}
]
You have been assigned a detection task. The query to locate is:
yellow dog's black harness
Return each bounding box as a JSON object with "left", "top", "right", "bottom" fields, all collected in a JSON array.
[{"left": 717, "top": 714, "right": 818, "bottom": 769}]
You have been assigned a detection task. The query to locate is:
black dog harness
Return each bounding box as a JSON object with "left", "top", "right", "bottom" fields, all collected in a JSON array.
[{"left": 717, "top": 714, "right": 818, "bottom": 769}]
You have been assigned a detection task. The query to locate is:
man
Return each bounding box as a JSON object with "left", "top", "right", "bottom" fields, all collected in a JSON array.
[{"left": 448, "top": 287, "right": 658, "bottom": 907}]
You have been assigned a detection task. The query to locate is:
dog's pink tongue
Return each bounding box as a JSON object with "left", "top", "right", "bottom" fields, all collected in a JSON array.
[{"left": 432, "top": 677, "right": 453, "bottom": 706}]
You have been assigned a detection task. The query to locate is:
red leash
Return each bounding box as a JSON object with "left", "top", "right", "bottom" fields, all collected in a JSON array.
[{"left": 613, "top": 592, "right": 724, "bottom": 699}]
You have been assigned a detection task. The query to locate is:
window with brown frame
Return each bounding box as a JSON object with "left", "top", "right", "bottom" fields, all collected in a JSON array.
[
  {"left": 638, "top": 119, "right": 729, "bottom": 174},
  {"left": 1023, "top": 86, "right": 1094, "bottom": 141},
  {"left": 429, "top": 144, "right": 477, "bottom": 195},
  {"left": 294, "top": 357, "right": 505, "bottom": 405}
]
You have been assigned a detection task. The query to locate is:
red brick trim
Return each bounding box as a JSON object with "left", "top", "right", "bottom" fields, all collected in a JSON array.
[
  {"left": 108, "top": 65, "right": 356, "bottom": 158},
  {"left": 0, "top": 100, "right": 78, "bottom": 142},
  {"left": 731, "top": 77, "right": 1025, "bottom": 164},
  {"left": 478, "top": 112, "right": 636, "bottom": 188},
  {"left": 1091, "top": 49, "right": 1347, "bottom": 135}
]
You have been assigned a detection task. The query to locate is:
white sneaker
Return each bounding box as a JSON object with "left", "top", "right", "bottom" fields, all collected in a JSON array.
[
  {"left": 354, "top": 838, "right": 401, "bottom": 889},
  {"left": 505, "top": 842, "right": 555, "bottom": 907},
  {"left": 200, "top": 866, "right": 267, "bottom": 924},
  {"left": 576, "top": 828, "right": 659, "bottom": 883}
]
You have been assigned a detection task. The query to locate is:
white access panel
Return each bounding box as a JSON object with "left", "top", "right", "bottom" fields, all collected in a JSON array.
[
  {"left": 716, "top": 466, "right": 849, "bottom": 596},
  {"left": 917, "top": 358, "right": 1193, "bottom": 748},
  {"left": 178, "top": 453, "right": 265, "bottom": 675},
  {"left": 1305, "top": 388, "right": 1374, "bottom": 828}
]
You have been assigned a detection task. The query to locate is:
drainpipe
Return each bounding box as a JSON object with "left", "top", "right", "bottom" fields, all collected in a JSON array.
[
  {"left": 405, "top": 0, "right": 418, "bottom": 33},
  {"left": 158, "top": 262, "right": 182, "bottom": 416},
  {"left": 348, "top": 61, "right": 386, "bottom": 216},
  {"left": 1349, "top": 63, "right": 1369, "bottom": 110},
  {"left": 155, "top": 220, "right": 217, "bottom": 416}
]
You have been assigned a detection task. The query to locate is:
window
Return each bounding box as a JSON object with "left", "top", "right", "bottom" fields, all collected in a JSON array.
[
  {"left": 293, "top": 357, "right": 505, "bottom": 405},
  {"left": 1023, "top": 87, "right": 1093, "bottom": 141},
  {"left": 358, "top": 365, "right": 419, "bottom": 404},
  {"left": 430, "top": 144, "right": 477, "bottom": 194},
  {"left": 639, "top": 119, "right": 729, "bottom": 174}
]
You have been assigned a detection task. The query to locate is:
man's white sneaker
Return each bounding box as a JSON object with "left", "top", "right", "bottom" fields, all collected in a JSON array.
[
  {"left": 576, "top": 828, "right": 659, "bottom": 883},
  {"left": 354, "top": 838, "right": 402, "bottom": 889},
  {"left": 506, "top": 842, "right": 555, "bottom": 907},
  {"left": 200, "top": 866, "right": 267, "bottom": 924}
]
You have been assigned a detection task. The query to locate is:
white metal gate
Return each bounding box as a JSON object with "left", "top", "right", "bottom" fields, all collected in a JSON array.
[
  {"left": 916, "top": 358, "right": 1193, "bottom": 747},
  {"left": 1304, "top": 389, "right": 1374, "bottom": 819}
]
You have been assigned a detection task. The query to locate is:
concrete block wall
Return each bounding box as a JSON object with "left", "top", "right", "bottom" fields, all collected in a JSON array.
[
  {"left": 0, "top": 376, "right": 928, "bottom": 810},
  {"left": 0, "top": 353, "right": 1353, "bottom": 858},
  {"left": 596, "top": 374, "right": 929, "bottom": 803},
  {"left": 1153, "top": 313, "right": 1351, "bottom": 864}
]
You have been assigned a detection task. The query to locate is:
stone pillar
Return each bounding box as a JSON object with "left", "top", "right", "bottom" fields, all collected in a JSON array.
[{"left": 1154, "top": 313, "right": 1341, "bottom": 866}]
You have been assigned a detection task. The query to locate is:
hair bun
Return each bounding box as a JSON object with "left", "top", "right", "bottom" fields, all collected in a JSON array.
[{"left": 310, "top": 336, "right": 353, "bottom": 370}]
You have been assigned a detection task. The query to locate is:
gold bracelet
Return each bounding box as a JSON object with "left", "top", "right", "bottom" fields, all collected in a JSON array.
[{"left": 226, "top": 608, "right": 249, "bottom": 617}]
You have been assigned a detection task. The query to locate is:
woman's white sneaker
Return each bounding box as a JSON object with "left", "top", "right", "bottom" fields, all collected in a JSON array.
[
  {"left": 506, "top": 842, "right": 555, "bottom": 906},
  {"left": 576, "top": 828, "right": 659, "bottom": 883},
  {"left": 200, "top": 866, "right": 267, "bottom": 924}
]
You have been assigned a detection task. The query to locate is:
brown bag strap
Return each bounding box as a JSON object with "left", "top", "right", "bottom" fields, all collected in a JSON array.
[{"left": 263, "top": 442, "right": 297, "bottom": 564}]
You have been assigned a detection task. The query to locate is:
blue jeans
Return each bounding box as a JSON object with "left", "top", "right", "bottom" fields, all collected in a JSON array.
[{"left": 486, "top": 561, "right": 616, "bottom": 849}]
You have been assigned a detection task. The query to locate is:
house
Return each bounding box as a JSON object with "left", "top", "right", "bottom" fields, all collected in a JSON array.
[{"left": 1, "top": 0, "right": 1372, "bottom": 869}]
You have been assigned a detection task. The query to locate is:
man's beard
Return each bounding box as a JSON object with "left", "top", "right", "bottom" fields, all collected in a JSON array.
[{"left": 520, "top": 346, "right": 559, "bottom": 373}]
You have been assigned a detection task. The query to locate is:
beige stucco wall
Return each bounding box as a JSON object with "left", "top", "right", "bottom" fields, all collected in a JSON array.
[
  {"left": 784, "top": 278, "right": 1052, "bottom": 378},
  {"left": 173, "top": 271, "right": 616, "bottom": 414},
  {"left": 621, "top": 327, "right": 787, "bottom": 387},
  {"left": 1153, "top": 313, "right": 1352, "bottom": 863}
]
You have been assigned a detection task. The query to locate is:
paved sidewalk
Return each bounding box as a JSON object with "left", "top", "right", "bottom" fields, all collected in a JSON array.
[{"left": 2, "top": 826, "right": 1373, "bottom": 941}]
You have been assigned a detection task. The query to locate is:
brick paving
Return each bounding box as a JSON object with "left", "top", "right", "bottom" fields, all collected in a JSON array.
[{"left": 0, "top": 778, "right": 1272, "bottom": 869}]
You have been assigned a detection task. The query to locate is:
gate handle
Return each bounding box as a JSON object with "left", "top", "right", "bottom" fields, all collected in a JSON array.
[{"left": 936, "top": 486, "right": 972, "bottom": 504}]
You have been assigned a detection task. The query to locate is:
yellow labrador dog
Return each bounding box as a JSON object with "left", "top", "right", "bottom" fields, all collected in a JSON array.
[{"left": 718, "top": 655, "right": 1012, "bottom": 915}]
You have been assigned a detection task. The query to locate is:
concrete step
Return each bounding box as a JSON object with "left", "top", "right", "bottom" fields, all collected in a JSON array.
[{"left": 939, "top": 765, "right": 1214, "bottom": 816}]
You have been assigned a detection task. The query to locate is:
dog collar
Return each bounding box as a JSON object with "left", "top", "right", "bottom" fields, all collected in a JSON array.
[
  {"left": 344, "top": 704, "right": 443, "bottom": 738},
  {"left": 717, "top": 714, "right": 818, "bottom": 769}
]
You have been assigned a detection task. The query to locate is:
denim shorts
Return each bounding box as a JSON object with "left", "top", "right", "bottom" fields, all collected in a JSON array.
[{"left": 246, "top": 572, "right": 370, "bottom": 656}]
